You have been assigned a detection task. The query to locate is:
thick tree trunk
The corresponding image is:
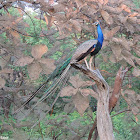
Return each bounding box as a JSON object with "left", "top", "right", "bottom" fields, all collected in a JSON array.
[
  {"left": 95, "top": 70, "right": 115, "bottom": 140},
  {"left": 87, "top": 66, "right": 129, "bottom": 140},
  {"left": 71, "top": 63, "right": 114, "bottom": 140}
]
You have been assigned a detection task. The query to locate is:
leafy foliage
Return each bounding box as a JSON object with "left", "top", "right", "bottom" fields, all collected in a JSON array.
[{"left": 0, "top": 0, "right": 139, "bottom": 139}]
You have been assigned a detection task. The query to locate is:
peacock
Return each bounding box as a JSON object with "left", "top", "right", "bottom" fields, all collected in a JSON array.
[{"left": 14, "top": 21, "right": 104, "bottom": 115}]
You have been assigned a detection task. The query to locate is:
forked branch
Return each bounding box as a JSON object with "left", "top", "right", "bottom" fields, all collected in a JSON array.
[{"left": 71, "top": 63, "right": 114, "bottom": 140}]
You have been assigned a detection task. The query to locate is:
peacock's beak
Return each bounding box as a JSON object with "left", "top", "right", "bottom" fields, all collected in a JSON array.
[{"left": 92, "top": 21, "right": 99, "bottom": 26}]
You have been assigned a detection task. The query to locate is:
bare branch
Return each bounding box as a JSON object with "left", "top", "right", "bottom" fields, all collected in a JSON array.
[{"left": 71, "top": 63, "right": 114, "bottom": 140}]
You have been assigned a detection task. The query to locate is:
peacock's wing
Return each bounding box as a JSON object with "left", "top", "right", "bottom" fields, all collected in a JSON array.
[{"left": 71, "top": 39, "right": 98, "bottom": 63}]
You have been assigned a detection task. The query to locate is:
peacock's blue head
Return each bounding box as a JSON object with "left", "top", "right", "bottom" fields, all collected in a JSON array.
[
  {"left": 93, "top": 20, "right": 104, "bottom": 45},
  {"left": 93, "top": 21, "right": 100, "bottom": 26}
]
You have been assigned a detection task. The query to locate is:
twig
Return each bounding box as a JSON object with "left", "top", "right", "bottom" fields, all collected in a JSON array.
[
  {"left": 111, "top": 109, "right": 131, "bottom": 117},
  {"left": 38, "top": 122, "right": 44, "bottom": 140}
]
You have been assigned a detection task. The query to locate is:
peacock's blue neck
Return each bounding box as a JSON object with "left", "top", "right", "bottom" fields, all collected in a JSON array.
[{"left": 97, "top": 24, "right": 104, "bottom": 46}]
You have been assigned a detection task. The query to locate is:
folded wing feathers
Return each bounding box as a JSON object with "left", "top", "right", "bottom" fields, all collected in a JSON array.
[{"left": 71, "top": 39, "right": 98, "bottom": 63}]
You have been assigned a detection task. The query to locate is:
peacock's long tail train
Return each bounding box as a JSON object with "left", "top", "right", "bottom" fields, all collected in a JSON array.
[
  {"left": 14, "top": 21, "right": 103, "bottom": 115},
  {"left": 13, "top": 57, "right": 72, "bottom": 114}
]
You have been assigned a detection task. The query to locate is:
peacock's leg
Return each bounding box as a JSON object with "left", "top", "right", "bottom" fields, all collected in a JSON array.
[
  {"left": 93, "top": 55, "right": 96, "bottom": 69},
  {"left": 84, "top": 57, "right": 89, "bottom": 69},
  {"left": 89, "top": 56, "right": 93, "bottom": 69}
]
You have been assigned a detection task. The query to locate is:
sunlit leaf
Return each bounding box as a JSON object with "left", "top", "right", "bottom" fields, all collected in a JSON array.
[
  {"left": 128, "top": 12, "right": 138, "bottom": 17},
  {"left": 120, "top": 4, "right": 131, "bottom": 13},
  {"left": 44, "top": 14, "right": 54, "bottom": 28},
  {"left": 31, "top": 44, "right": 48, "bottom": 59}
]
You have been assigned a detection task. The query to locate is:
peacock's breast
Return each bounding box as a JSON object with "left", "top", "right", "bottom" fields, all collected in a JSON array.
[{"left": 90, "top": 41, "right": 102, "bottom": 56}]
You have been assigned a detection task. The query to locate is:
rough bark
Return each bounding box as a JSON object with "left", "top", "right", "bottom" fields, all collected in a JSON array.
[
  {"left": 109, "top": 66, "right": 128, "bottom": 111},
  {"left": 87, "top": 66, "right": 129, "bottom": 140},
  {"left": 71, "top": 63, "right": 114, "bottom": 140}
]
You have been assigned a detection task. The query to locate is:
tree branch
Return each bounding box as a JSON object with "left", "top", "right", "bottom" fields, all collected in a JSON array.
[
  {"left": 88, "top": 66, "right": 129, "bottom": 140},
  {"left": 71, "top": 63, "right": 114, "bottom": 140}
]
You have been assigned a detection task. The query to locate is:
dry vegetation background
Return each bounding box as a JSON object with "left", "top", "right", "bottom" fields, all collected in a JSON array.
[{"left": 0, "top": 0, "right": 140, "bottom": 139}]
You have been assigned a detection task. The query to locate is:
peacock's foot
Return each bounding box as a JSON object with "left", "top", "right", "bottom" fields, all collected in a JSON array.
[{"left": 93, "top": 66, "right": 97, "bottom": 70}]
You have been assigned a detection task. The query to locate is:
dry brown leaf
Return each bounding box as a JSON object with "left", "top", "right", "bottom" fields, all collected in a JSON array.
[
  {"left": 0, "top": 68, "right": 13, "bottom": 74},
  {"left": 132, "top": 68, "right": 140, "bottom": 77},
  {"left": 124, "top": 22, "right": 135, "bottom": 33},
  {"left": 81, "top": 80, "right": 95, "bottom": 87},
  {"left": 128, "top": 12, "right": 138, "bottom": 17},
  {"left": 112, "top": 37, "right": 133, "bottom": 51},
  {"left": 27, "top": 62, "right": 42, "bottom": 80},
  {"left": 104, "top": 26, "right": 120, "bottom": 40},
  {"left": 101, "top": 10, "right": 113, "bottom": 25},
  {"left": 123, "top": 89, "right": 135, "bottom": 95},
  {"left": 60, "top": 86, "right": 78, "bottom": 97},
  {"left": 97, "top": 0, "right": 104, "bottom": 4},
  {"left": 104, "top": 6, "right": 122, "bottom": 14},
  {"left": 15, "top": 56, "right": 34, "bottom": 66},
  {"left": 103, "top": 0, "right": 108, "bottom": 5},
  {"left": 135, "top": 116, "right": 138, "bottom": 122},
  {"left": 121, "top": 50, "right": 135, "bottom": 67},
  {"left": 134, "top": 57, "right": 140, "bottom": 65},
  {"left": 120, "top": 4, "right": 131, "bottom": 13},
  {"left": 80, "top": 89, "right": 92, "bottom": 97},
  {"left": 0, "top": 55, "right": 10, "bottom": 69},
  {"left": 44, "top": 14, "right": 54, "bottom": 28},
  {"left": 127, "top": 17, "right": 137, "bottom": 24},
  {"left": 72, "top": 92, "right": 89, "bottom": 115},
  {"left": 109, "top": 54, "right": 117, "bottom": 63},
  {"left": 118, "top": 13, "right": 128, "bottom": 24},
  {"left": 75, "top": 0, "right": 85, "bottom": 8},
  {"left": 121, "top": 50, "right": 132, "bottom": 57},
  {"left": 70, "top": 19, "right": 81, "bottom": 32},
  {"left": 10, "top": 30, "right": 20, "bottom": 39},
  {"left": 110, "top": 45, "right": 122, "bottom": 61},
  {"left": 17, "top": 9, "right": 23, "bottom": 16},
  {"left": 31, "top": 44, "right": 48, "bottom": 59},
  {"left": 0, "top": 77, "right": 6, "bottom": 88},
  {"left": 123, "top": 56, "right": 135, "bottom": 67},
  {"left": 132, "top": 106, "right": 139, "bottom": 116},
  {"left": 133, "top": 45, "right": 140, "bottom": 57},
  {"left": 0, "top": 48, "right": 7, "bottom": 55},
  {"left": 64, "top": 103, "right": 74, "bottom": 114},
  {"left": 44, "top": 15, "right": 49, "bottom": 25},
  {"left": 80, "top": 88, "right": 98, "bottom": 99},
  {"left": 69, "top": 75, "right": 86, "bottom": 89},
  {"left": 38, "top": 58, "right": 56, "bottom": 75},
  {"left": 102, "top": 54, "right": 108, "bottom": 62}
]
